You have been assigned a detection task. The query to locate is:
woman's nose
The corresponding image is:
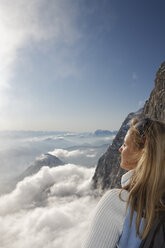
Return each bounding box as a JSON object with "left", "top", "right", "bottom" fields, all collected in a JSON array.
[{"left": 119, "top": 146, "right": 122, "bottom": 152}]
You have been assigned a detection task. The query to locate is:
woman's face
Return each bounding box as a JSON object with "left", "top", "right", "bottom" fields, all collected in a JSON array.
[{"left": 119, "top": 130, "right": 140, "bottom": 171}]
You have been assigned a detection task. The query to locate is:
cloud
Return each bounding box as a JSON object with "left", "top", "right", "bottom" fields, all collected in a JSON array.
[
  {"left": 138, "top": 100, "right": 144, "bottom": 107},
  {"left": 0, "top": 0, "right": 80, "bottom": 112},
  {"left": 0, "top": 164, "right": 94, "bottom": 215},
  {"left": 0, "top": 164, "right": 99, "bottom": 248},
  {"left": 49, "top": 148, "right": 85, "bottom": 159},
  {"left": 86, "top": 154, "right": 96, "bottom": 158},
  {"left": 132, "top": 72, "right": 138, "bottom": 80},
  {"left": 48, "top": 149, "right": 98, "bottom": 166},
  {"left": 104, "top": 136, "right": 113, "bottom": 141}
]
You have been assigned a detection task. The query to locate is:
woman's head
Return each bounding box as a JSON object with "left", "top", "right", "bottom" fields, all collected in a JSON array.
[
  {"left": 120, "top": 117, "right": 165, "bottom": 238},
  {"left": 119, "top": 117, "right": 165, "bottom": 170},
  {"left": 119, "top": 122, "right": 145, "bottom": 170},
  {"left": 126, "top": 118, "right": 165, "bottom": 182}
]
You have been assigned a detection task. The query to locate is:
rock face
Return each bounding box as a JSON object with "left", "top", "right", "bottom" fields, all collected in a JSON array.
[
  {"left": 93, "top": 61, "right": 165, "bottom": 191},
  {"left": 140, "top": 61, "right": 165, "bottom": 121}
]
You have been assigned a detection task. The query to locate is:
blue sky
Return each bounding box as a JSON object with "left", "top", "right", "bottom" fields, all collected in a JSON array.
[{"left": 0, "top": 0, "right": 165, "bottom": 132}]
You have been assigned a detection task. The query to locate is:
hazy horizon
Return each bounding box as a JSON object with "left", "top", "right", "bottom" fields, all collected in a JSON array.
[{"left": 0, "top": 128, "right": 118, "bottom": 133}]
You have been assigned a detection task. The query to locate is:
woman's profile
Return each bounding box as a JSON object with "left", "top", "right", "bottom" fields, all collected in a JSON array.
[{"left": 82, "top": 118, "right": 165, "bottom": 248}]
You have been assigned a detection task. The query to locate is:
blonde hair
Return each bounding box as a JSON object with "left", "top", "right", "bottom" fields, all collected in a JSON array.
[{"left": 120, "top": 118, "right": 165, "bottom": 239}]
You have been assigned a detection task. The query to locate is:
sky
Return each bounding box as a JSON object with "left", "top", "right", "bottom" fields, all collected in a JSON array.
[{"left": 0, "top": 0, "right": 165, "bottom": 132}]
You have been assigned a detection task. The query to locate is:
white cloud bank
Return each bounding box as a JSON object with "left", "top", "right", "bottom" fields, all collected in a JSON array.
[
  {"left": 49, "top": 148, "right": 85, "bottom": 159},
  {"left": 48, "top": 148, "right": 97, "bottom": 166},
  {"left": 0, "top": 164, "right": 100, "bottom": 248},
  {"left": 138, "top": 100, "right": 144, "bottom": 107}
]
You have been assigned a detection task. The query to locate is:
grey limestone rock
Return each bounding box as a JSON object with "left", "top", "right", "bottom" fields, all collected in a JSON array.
[{"left": 140, "top": 61, "right": 165, "bottom": 121}]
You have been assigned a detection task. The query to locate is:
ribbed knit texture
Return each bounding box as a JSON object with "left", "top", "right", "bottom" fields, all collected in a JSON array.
[{"left": 82, "top": 189, "right": 129, "bottom": 248}]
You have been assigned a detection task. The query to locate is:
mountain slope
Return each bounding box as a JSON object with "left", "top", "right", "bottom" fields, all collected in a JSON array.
[{"left": 17, "top": 153, "right": 65, "bottom": 182}]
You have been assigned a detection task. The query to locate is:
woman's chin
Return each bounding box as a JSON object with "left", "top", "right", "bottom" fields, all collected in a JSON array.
[
  {"left": 120, "top": 163, "right": 131, "bottom": 171},
  {"left": 120, "top": 163, "right": 125, "bottom": 169}
]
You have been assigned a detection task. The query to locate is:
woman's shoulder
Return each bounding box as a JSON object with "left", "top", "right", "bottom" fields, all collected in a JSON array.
[
  {"left": 101, "top": 188, "right": 129, "bottom": 203},
  {"left": 95, "top": 188, "right": 129, "bottom": 217},
  {"left": 82, "top": 189, "right": 129, "bottom": 248}
]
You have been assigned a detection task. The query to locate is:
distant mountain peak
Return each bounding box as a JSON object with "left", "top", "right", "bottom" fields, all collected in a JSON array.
[
  {"left": 17, "top": 154, "right": 64, "bottom": 182},
  {"left": 94, "top": 129, "right": 117, "bottom": 136}
]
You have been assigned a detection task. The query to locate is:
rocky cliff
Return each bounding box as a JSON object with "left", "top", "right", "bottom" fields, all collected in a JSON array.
[
  {"left": 140, "top": 61, "right": 165, "bottom": 120},
  {"left": 92, "top": 61, "right": 165, "bottom": 191}
]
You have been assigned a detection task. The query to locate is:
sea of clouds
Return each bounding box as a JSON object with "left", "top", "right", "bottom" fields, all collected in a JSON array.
[
  {"left": 0, "top": 131, "right": 113, "bottom": 248},
  {"left": 0, "top": 164, "right": 100, "bottom": 248}
]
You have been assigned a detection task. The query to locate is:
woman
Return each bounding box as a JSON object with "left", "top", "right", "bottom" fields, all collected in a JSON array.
[
  {"left": 118, "top": 118, "right": 165, "bottom": 247},
  {"left": 82, "top": 118, "right": 165, "bottom": 248}
]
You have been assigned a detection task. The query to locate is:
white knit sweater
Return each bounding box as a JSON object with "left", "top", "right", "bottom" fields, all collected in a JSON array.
[{"left": 82, "top": 171, "right": 133, "bottom": 248}]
